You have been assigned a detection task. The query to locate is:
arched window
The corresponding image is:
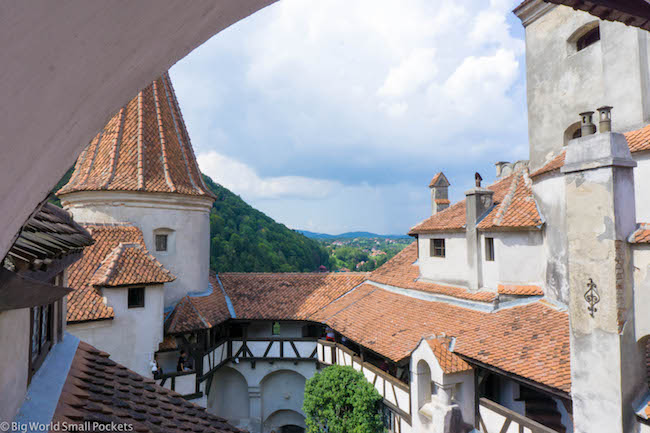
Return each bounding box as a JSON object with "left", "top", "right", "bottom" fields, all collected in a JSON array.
[
  {"left": 567, "top": 22, "right": 600, "bottom": 55},
  {"left": 417, "top": 360, "right": 432, "bottom": 409},
  {"left": 564, "top": 122, "right": 582, "bottom": 146}
]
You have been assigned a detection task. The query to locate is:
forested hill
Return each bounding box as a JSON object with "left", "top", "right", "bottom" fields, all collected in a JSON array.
[
  {"left": 202, "top": 175, "right": 330, "bottom": 272},
  {"left": 49, "top": 169, "right": 330, "bottom": 272}
]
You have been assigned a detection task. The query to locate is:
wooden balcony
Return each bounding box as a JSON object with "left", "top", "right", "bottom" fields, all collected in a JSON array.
[
  {"left": 156, "top": 370, "right": 201, "bottom": 400},
  {"left": 479, "top": 397, "right": 559, "bottom": 433},
  {"left": 317, "top": 340, "right": 411, "bottom": 425}
]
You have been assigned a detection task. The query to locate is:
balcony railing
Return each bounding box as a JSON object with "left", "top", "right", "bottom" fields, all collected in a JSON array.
[
  {"left": 478, "top": 397, "right": 559, "bottom": 433},
  {"left": 156, "top": 370, "right": 200, "bottom": 400},
  {"left": 317, "top": 340, "right": 411, "bottom": 425}
]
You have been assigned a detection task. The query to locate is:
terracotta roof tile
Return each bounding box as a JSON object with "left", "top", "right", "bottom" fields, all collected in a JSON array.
[
  {"left": 409, "top": 172, "right": 543, "bottom": 234},
  {"left": 57, "top": 73, "right": 215, "bottom": 199},
  {"left": 53, "top": 341, "right": 244, "bottom": 433},
  {"left": 368, "top": 243, "right": 497, "bottom": 302},
  {"left": 66, "top": 225, "right": 173, "bottom": 323},
  {"left": 311, "top": 284, "right": 570, "bottom": 393},
  {"left": 90, "top": 242, "right": 175, "bottom": 287},
  {"left": 429, "top": 172, "right": 450, "bottom": 188},
  {"left": 498, "top": 284, "right": 544, "bottom": 296},
  {"left": 426, "top": 337, "right": 472, "bottom": 374},
  {"left": 530, "top": 150, "right": 566, "bottom": 178},
  {"left": 629, "top": 223, "right": 650, "bottom": 243}
]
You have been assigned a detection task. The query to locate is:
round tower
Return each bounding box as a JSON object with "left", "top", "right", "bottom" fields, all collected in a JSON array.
[{"left": 57, "top": 73, "right": 216, "bottom": 307}]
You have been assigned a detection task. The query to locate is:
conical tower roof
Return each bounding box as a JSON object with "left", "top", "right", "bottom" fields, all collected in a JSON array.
[{"left": 58, "top": 73, "right": 215, "bottom": 199}]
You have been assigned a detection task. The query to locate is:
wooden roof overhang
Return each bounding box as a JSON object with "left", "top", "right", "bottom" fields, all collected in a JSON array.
[
  {"left": 0, "top": 267, "right": 72, "bottom": 311},
  {"left": 544, "top": 0, "right": 650, "bottom": 31}
]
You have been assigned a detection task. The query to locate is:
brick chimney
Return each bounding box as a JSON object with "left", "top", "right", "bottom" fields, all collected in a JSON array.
[{"left": 429, "top": 172, "right": 450, "bottom": 215}]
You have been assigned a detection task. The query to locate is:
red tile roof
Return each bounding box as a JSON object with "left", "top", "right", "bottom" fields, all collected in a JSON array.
[
  {"left": 409, "top": 171, "right": 543, "bottom": 235},
  {"left": 498, "top": 284, "right": 544, "bottom": 296},
  {"left": 429, "top": 172, "right": 450, "bottom": 188},
  {"left": 312, "top": 284, "right": 570, "bottom": 393},
  {"left": 426, "top": 337, "right": 472, "bottom": 374},
  {"left": 66, "top": 225, "right": 173, "bottom": 323},
  {"left": 530, "top": 150, "right": 566, "bottom": 178},
  {"left": 629, "top": 223, "right": 650, "bottom": 244},
  {"left": 90, "top": 242, "right": 175, "bottom": 287},
  {"left": 57, "top": 73, "right": 215, "bottom": 199},
  {"left": 53, "top": 341, "right": 244, "bottom": 433},
  {"left": 166, "top": 272, "right": 368, "bottom": 334},
  {"left": 368, "top": 242, "right": 497, "bottom": 302}
]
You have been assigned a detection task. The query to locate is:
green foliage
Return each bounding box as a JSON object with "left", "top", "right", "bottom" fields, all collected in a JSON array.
[
  {"left": 203, "top": 175, "right": 331, "bottom": 272},
  {"left": 322, "top": 237, "right": 410, "bottom": 272},
  {"left": 48, "top": 166, "right": 74, "bottom": 207},
  {"left": 303, "top": 365, "right": 384, "bottom": 433}
]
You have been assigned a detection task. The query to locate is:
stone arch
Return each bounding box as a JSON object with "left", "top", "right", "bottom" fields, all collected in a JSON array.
[
  {"left": 260, "top": 370, "right": 307, "bottom": 422},
  {"left": 207, "top": 367, "right": 250, "bottom": 425},
  {"left": 567, "top": 20, "right": 600, "bottom": 55},
  {"left": 417, "top": 359, "right": 432, "bottom": 408},
  {"left": 263, "top": 409, "right": 306, "bottom": 433},
  {"left": 563, "top": 121, "right": 582, "bottom": 146}
]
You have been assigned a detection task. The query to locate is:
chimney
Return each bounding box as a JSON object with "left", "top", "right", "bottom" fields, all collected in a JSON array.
[
  {"left": 429, "top": 172, "right": 450, "bottom": 215},
  {"left": 580, "top": 111, "right": 597, "bottom": 136},
  {"left": 597, "top": 106, "right": 613, "bottom": 133},
  {"left": 465, "top": 173, "right": 494, "bottom": 291}
]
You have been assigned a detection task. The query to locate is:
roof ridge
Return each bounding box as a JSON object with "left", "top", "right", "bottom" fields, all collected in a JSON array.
[
  {"left": 136, "top": 92, "right": 144, "bottom": 190},
  {"left": 493, "top": 173, "right": 521, "bottom": 226},
  {"left": 152, "top": 79, "right": 176, "bottom": 193},
  {"left": 102, "top": 107, "right": 126, "bottom": 189}
]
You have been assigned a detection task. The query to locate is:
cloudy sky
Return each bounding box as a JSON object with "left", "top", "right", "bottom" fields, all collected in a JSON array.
[{"left": 170, "top": 0, "right": 528, "bottom": 235}]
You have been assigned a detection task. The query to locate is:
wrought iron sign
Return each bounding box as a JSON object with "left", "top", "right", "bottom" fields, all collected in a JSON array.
[{"left": 584, "top": 278, "right": 600, "bottom": 317}]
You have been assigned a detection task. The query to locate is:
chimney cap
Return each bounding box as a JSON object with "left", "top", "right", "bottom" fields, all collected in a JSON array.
[{"left": 429, "top": 172, "right": 450, "bottom": 188}]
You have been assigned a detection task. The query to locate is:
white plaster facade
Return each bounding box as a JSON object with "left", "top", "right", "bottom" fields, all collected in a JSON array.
[
  {"left": 67, "top": 283, "right": 165, "bottom": 377},
  {"left": 60, "top": 191, "right": 213, "bottom": 307}
]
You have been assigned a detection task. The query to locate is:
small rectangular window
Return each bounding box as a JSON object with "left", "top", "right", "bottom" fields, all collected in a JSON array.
[
  {"left": 128, "top": 287, "right": 145, "bottom": 308},
  {"left": 29, "top": 303, "right": 53, "bottom": 382},
  {"left": 272, "top": 321, "right": 281, "bottom": 336},
  {"left": 485, "top": 237, "right": 495, "bottom": 262},
  {"left": 155, "top": 234, "right": 168, "bottom": 252},
  {"left": 430, "top": 238, "right": 445, "bottom": 258}
]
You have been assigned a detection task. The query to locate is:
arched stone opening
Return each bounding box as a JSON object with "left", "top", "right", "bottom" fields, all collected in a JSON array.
[
  {"left": 416, "top": 359, "right": 432, "bottom": 408},
  {"left": 208, "top": 367, "right": 250, "bottom": 426},
  {"left": 263, "top": 410, "right": 306, "bottom": 433},
  {"left": 260, "top": 370, "right": 307, "bottom": 423}
]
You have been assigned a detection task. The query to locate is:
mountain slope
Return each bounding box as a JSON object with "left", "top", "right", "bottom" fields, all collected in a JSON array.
[
  {"left": 298, "top": 230, "right": 409, "bottom": 239},
  {"left": 203, "top": 175, "right": 331, "bottom": 272}
]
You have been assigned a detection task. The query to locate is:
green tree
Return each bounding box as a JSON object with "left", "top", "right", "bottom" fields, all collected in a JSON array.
[{"left": 303, "top": 365, "right": 384, "bottom": 433}]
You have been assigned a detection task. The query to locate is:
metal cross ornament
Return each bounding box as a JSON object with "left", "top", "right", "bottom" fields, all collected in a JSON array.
[{"left": 584, "top": 278, "right": 600, "bottom": 317}]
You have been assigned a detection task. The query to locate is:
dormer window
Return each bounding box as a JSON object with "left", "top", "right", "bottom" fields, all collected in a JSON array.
[
  {"left": 430, "top": 239, "right": 445, "bottom": 258},
  {"left": 576, "top": 26, "right": 600, "bottom": 52},
  {"left": 155, "top": 234, "right": 168, "bottom": 252}
]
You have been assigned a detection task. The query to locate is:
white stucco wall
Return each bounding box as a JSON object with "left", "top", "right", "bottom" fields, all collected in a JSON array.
[
  {"left": 61, "top": 191, "right": 212, "bottom": 307},
  {"left": 634, "top": 154, "right": 650, "bottom": 223},
  {"left": 260, "top": 370, "right": 306, "bottom": 422},
  {"left": 0, "top": 308, "right": 30, "bottom": 422},
  {"left": 418, "top": 233, "right": 470, "bottom": 286},
  {"left": 410, "top": 340, "right": 475, "bottom": 433},
  {"left": 208, "top": 366, "right": 250, "bottom": 426},
  {"left": 479, "top": 231, "right": 545, "bottom": 290},
  {"left": 67, "top": 284, "right": 164, "bottom": 377},
  {"left": 521, "top": 4, "right": 650, "bottom": 171},
  {"left": 633, "top": 246, "right": 650, "bottom": 339},
  {"left": 532, "top": 173, "right": 569, "bottom": 304},
  {"left": 247, "top": 322, "right": 304, "bottom": 339}
]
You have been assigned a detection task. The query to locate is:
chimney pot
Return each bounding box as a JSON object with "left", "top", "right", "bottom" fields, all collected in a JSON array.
[
  {"left": 579, "top": 111, "right": 597, "bottom": 136},
  {"left": 597, "top": 106, "right": 613, "bottom": 133}
]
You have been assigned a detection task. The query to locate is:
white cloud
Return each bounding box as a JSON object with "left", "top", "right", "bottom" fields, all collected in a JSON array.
[{"left": 197, "top": 151, "right": 338, "bottom": 200}]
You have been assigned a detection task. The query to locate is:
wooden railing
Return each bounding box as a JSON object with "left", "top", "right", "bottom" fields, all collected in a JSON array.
[
  {"left": 478, "top": 397, "right": 559, "bottom": 433},
  {"left": 317, "top": 340, "right": 411, "bottom": 425},
  {"left": 156, "top": 370, "right": 199, "bottom": 399}
]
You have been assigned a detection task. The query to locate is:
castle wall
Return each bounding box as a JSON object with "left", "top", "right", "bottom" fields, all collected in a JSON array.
[
  {"left": 61, "top": 191, "right": 213, "bottom": 307},
  {"left": 522, "top": 4, "right": 650, "bottom": 171},
  {"left": 68, "top": 283, "right": 164, "bottom": 377},
  {"left": 0, "top": 308, "right": 29, "bottom": 422}
]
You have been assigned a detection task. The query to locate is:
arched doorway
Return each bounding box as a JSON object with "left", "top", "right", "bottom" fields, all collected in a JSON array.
[
  {"left": 260, "top": 370, "right": 307, "bottom": 425},
  {"left": 208, "top": 367, "right": 250, "bottom": 426},
  {"left": 263, "top": 409, "right": 306, "bottom": 433}
]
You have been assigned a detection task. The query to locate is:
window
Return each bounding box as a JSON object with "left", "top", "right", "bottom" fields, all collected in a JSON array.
[
  {"left": 155, "top": 234, "right": 168, "bottom": 252},
  {"left": 30, "top": 303, "right": 53, "bottom": 380},
  {"left": 382, "top": 405, "right": 397, "bottom": 433},
  {"left": 485, "top": 237, "right": 495, "bottom": 262},
  {"left": 272, "top": 321, "right": 281, "bottom": 336},
  {"left": 576, "top": 26, "right": 600, "bottom": 52},
  {"left": 128, "top": 287, "right": 145, "bottom": 308},
  {"left": 430, "top": 238, "right": 445, "bottom": 258}
]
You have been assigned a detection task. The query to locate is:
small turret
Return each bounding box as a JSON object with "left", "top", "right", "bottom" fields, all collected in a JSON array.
[{"left": 429, "top": 172, "right": 450, "bottom": 215}]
